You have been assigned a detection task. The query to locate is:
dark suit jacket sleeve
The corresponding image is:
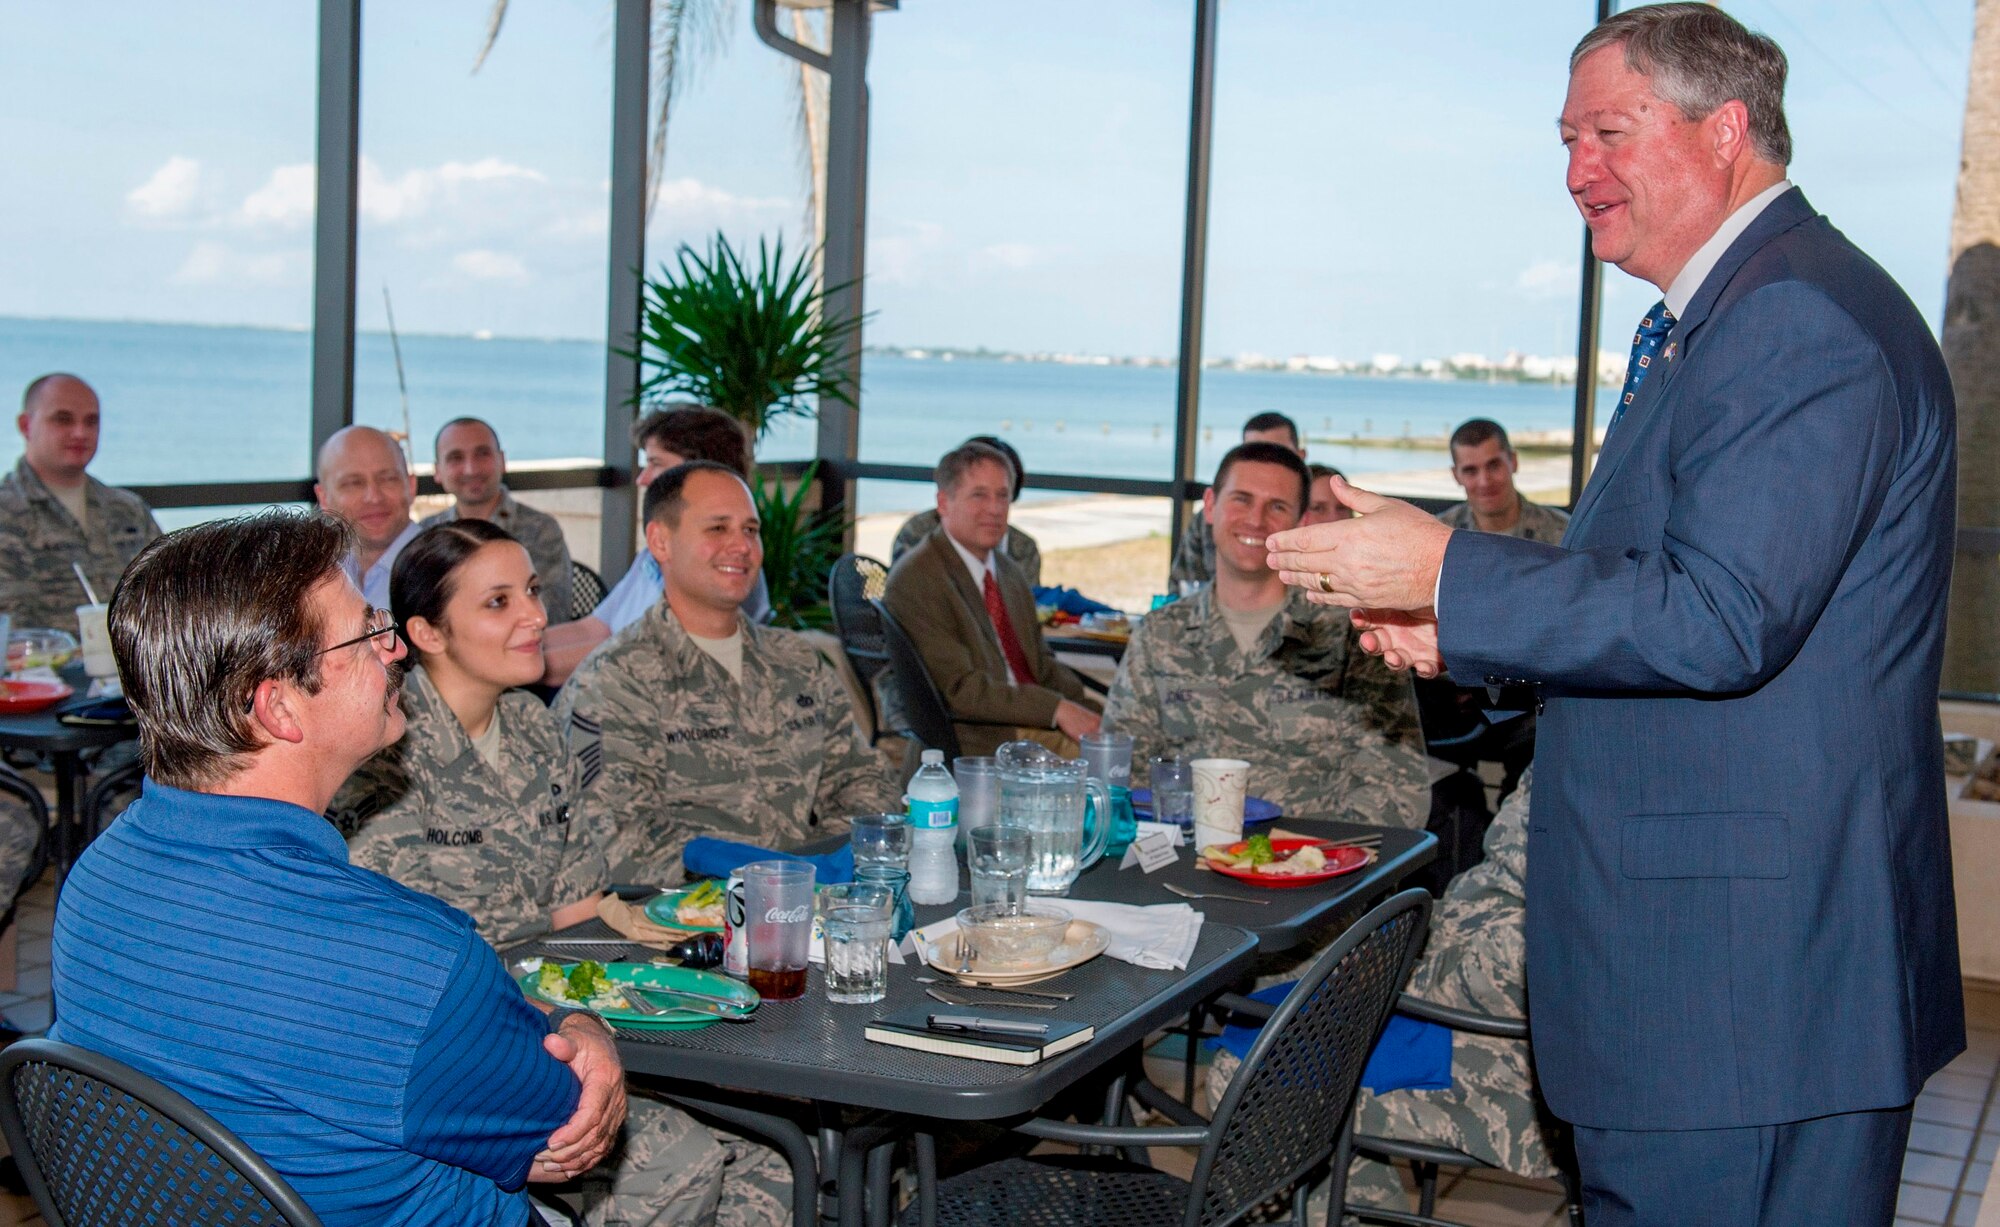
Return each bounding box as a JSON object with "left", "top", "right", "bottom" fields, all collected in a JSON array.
[
  {"left": 1440, "top": 282, "right": 1900, "bottom": 694},
  {"left": 884, "top": 542, "right": 1066, "bottom": 729}
]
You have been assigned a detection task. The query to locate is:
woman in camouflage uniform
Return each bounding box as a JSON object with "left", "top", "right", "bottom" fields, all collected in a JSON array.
[{"left": 331, "top": 520, "right": 789, "bottom": 1227}]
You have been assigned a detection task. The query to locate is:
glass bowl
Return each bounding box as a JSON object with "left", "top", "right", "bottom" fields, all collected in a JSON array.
[
  {"left": 956, "top": 902, "right": 1072, "bottom": 970},
  {"left": 7, "top": 628, "right": 79, "bottom": 674}
]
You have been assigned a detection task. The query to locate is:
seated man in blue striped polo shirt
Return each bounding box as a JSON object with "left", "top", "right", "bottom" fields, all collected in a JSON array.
[{"left": 50, "top": 509, "right": 627, "bottom": 1227}]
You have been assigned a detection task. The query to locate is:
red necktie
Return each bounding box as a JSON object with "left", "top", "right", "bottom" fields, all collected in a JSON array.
[{"left": 983, "top": 571, "right": 1036, "bottom": 685}]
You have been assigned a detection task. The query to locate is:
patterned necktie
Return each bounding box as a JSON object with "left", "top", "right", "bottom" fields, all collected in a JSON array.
[
  {"left": 1605, "top": 300, "right": 1676, "bottom": 442},
  {"left": 982, "top": 571, "right": 1036, "bottom": 685}
]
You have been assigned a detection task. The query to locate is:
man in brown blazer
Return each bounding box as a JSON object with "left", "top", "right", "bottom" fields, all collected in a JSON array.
[{"left": 882, "top": 441, "right": 1100, "bottom": 757}]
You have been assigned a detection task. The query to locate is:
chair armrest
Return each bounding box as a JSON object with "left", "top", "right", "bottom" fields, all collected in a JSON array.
[
  {"left": 1013, "top": 1118, "right": 1212, "bottom": 1148},
  {"left": 1214, "top": 991, "right": 1276, "bottom": 1023},
  {"left": 607, "top": 883, "right": 663, "bottom": 901},
  {"left": 1395, "top": 993, "right": 1528, "bottom": 1039}
]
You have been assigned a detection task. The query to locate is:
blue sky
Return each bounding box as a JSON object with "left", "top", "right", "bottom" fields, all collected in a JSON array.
[{"left": 0, "top": 0, "right": 1973, "bottom": 364}]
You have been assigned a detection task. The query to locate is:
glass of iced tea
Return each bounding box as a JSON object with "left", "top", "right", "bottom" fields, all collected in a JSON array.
[{"left": 743, "top": 860, "right": 815, "bottom": 1001}]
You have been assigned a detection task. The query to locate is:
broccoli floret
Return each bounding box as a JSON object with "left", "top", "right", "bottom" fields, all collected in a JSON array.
[
  {"left": 1245, "top": 833, "right": 1275, "bottom": 865},
  {"left": 536, "top": 963, "right": 571, "bottom": 1001},
  {"left": 567, "top": 960, "right": 611, "bottom": 1000}
]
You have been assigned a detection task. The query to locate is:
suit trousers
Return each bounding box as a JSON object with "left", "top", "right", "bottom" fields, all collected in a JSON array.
[{"left": 1572, "top": 1104, "right": 1913, "bottom": 1227}]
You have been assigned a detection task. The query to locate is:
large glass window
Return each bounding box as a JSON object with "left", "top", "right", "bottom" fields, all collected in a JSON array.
[
  {"left": 0, "top": 4, "right": 316, "bottom": 486},
  {"left": 858, "top": 0, "right": 1193, "bottom": 493},
  {"left": 1201, "top": 3, "right": 1596, "bottom": 507}
]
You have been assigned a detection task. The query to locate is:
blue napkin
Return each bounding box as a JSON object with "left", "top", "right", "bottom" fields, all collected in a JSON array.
[
  {"left": 681, "top": 837, "right": 856, "bottom": 886},
  {"left": 1032, "top": 585, "right": 1120, "bottom": 616},
  {"left": 1213, "top": 981, "right": 1454, "bottom": 1093}
]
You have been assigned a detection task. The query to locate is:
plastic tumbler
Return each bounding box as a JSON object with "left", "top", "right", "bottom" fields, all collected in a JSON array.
[
  {"left": 1079, "top": 731, "right": 1134, "bottom": 787},
  {"left": 820, "top": 883, "right": 894, "bottom": 1005},
  {"left": 968, "top": 825, "right": 1031, "bottom": 912},
  {"left": 742, "top": 860, "right": 815, "bottom": 1001},
  {"left": 953, "top": 756, "right": 1000, "bottom": 841},
  {"left": 75, "top": 603, "right": 114, "bottom": 679}
]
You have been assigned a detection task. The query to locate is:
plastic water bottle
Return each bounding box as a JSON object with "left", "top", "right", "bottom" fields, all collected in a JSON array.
[{"left": 906, "top": 749, "right": 961, "bottom": 905}]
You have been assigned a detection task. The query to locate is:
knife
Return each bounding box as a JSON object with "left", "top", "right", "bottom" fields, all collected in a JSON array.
[{"left": 621, "top": 985, "right": 757, "bottom": 1020}]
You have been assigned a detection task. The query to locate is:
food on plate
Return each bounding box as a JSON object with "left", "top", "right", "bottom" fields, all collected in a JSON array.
[
  {"left": 674, "top": 879, "right": 726, "bottom": 927},
  {"left": 533, "top": 960, "right": 630, "bottom": 1011},
  {"left": 1200, "top": 834, "right": 1333, "bottom": 875}
]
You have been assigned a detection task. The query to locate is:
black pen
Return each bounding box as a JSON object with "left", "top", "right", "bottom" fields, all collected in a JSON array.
[{"left": 926, "top": 1013, "right": 1051, "bottom": 1040}]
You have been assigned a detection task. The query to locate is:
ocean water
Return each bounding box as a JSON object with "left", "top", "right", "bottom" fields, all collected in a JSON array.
[{"left": 0, "top": 315, "right": 1613, "bottom": 517}]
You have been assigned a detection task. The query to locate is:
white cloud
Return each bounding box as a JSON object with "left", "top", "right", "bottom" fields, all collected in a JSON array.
[
  {"left": 1515, "top": 258, "right": 1579, "bottom": 299},
  {"left": 452, "top": 249, "right": 530, "bottom": 282},
  {"left": 127, "top": 156, "right": 202, "bottom": 220},
  {"left": 171, "top": 240, "right": 302, "bottom": 286},
  {"left": 970, "top": 242, "right": 1052, "bottom": 273},
  {"left": 868, "top": 221, "right": 948, "bottom": 286},
  {"left": 362, "top": 156, "right": 546, "bottom": 224},
  {"left": 239, "top": 163, "right": 316, "bottom": 228}
]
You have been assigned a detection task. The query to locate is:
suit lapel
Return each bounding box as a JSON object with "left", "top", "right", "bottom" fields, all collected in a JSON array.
[
  {"left": 1571, "top": 188, "right": 1819, "bottom": 530},
  {"left": 930, "top": 529, "right": 1006, "bottom": 678}
]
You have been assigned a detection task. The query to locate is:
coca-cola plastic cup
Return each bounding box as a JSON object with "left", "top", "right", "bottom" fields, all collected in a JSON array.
[{"left": 742, "top": 860, "right": 816, "bottom": 1001}]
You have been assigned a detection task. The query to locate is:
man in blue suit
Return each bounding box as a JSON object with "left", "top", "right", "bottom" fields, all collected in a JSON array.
[{"left": 1267, "top": 6, "right": 1961, "bottom": 1223}]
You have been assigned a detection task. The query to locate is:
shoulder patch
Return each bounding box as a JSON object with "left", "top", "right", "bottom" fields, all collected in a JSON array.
[{"left": 568, "top": 711, "right": 603, "bottom": 789}]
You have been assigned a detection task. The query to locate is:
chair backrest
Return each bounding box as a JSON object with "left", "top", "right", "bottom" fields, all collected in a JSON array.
[
  {"left": 1187, "top": 888, "right": 1433, "bottom": 1227},
  {"left": 0, "top": 763, "right": 49, "bottom": 934},
  {"left": 827, "top": 554, "right": 894, "bottom": 737},
  {"left": 870, "top": 599, "right": 962, "bottom": 761},
  {"left": 81, "top": 756, "right": 146, "bottom": 847},
  {"left": 568, "top": 560, "right": 608, "bottom": 622},
  {"left": 0, "top": 1038, "right": 324, "bottom": 1227}
]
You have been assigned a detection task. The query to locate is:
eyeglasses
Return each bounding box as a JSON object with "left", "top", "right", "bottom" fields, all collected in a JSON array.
[{"left": 319, "top": 610, "right": 404, "bottom": 656}]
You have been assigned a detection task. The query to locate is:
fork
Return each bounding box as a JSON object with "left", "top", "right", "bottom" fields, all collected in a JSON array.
[
  {"left": 1163, "top": 882, "right": 1270, "bottom": 905},
  {"left": 925, "top": 985, "right": 1061, "bottom": 1011}
]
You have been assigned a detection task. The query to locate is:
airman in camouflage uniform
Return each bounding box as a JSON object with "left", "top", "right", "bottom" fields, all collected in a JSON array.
[
  {"left": 1203, "top": 772, "right": 1547, "bottom": 1213},
  {"left": 329, "top": 663, "right": 789, "bottom": 1227},
  {"left": 1103, "top": 585, "right": 1429, "bottom": 830},
  {"left": 555, "top": 602, "right": 900, "bottom": 886},
  {"left": 1435, "top": 495, "right": 1570, "bottom": 542},
  {"left": 0, "top": 456, "right": 159, "bottom": 635},
  {"left": 327, "top": 663, "right": 605, "bottom": 948},
  {"left": 0, "top": 786, "right": 42, "bottom": 921},
  {"left": 421, "top": 490, "right": 575, "bottom": 624}
]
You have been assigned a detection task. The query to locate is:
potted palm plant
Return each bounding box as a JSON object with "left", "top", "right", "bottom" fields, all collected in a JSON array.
[{"left": 632, "top": 232, "right": 862, "bottom": 627}]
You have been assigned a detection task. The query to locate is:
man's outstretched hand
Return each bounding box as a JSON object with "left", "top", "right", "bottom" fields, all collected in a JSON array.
[
  {"left": 1352, "top": 608, "right": 1443, "bottom": 678},
  {"left": 1266, "top": 474, "right": 1452, "bottom": 611},
  {"left": 531, "top": 1014, "right": 628, "bottom": 1182}
]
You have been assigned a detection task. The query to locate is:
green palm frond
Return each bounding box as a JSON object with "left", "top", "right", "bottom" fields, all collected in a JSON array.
[
  {"left": 752, "top": 460, "right": 842, "bottom": 629},
  {"left": 632, "top": 231, "right": 864, "bottom": 441}
]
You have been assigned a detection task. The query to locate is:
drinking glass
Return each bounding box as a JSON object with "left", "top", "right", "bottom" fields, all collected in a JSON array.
[
  {"left": 742, "top": 861, "right": 815, "bottom": 1001},
  {"left": 820, "top": 883, "right": 894, "bottom": 1005},
  {"left": 1192, "top": 758, "right": 1251, "bottom": 850},
  {"left": 0, "top": 614, "right": 11, "bottom": 676},
  {"left": 850, "top": 812, "right": 911, "bottom": 870},
  {"left": 854, "top": 864, "right": 915, "bottom": 941},
  {"left": 953, "top": 756, "right": 1000, "bottom": 842},
  {"left": 967, "top": 826, "right": 1031, "bottom": 912},
  {"left": 1148, "top": 756, "right": 1195, "bottom": 827}
]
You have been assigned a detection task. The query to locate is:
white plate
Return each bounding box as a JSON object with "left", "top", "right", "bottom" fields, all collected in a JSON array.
[{"left": 919, "top": 919, "right": 1110, "bottom": 985}]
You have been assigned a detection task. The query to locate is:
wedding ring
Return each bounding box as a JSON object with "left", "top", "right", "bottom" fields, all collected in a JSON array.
[{"left": 1316, "top": 572, "right": 1337, "bottom": 595}]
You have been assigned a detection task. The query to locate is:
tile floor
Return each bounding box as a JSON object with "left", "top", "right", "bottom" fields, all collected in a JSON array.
[{"left": 0, "top": 870, "right": 1994, "bottom": 1226}]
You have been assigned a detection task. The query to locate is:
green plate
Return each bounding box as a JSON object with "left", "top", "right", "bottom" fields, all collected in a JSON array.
[
  {"left": 642, "top": 886, "right": 726, "bottom": 933},
  {"left": 518, "top": 961, "right": 759, "bottom": 1031}
]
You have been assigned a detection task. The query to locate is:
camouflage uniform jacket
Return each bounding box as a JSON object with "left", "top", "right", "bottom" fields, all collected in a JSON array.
[
  {"left": 1434, "top": 495, "right": 1570, "bottom": 542},
  {"left": 891, "top": 511, "right": 1042, "bottom": 587},
  {"left": 554, "top": 602, "right": 899, "bottom": 886},
  {"left": 328, "top": 664, "right": 606, "bottom": 948},
  {"left": 0, "top": 459, "right": 160, "bottom": 634},
  {"left": 1103, "top": 586, "right": 1428, "bottom": 829},
  {"left": 420, "top": 488, "right": 575, "bottom": 622},
  {"left": 1167, "top": 509, "right": 1216, "bottom": 587}
]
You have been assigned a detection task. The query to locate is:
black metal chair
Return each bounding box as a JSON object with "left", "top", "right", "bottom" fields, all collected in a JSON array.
[
  {"left": 1345, "top": 995, "right": 1583, "bottom": 1227},
  {"left": 80, "top": 755, "right": 145, "bottom": 846},
  {"left": 568, "top": 560, "right": 608, "bottom": 622},
  {"left": 872, "top": 600, "right": 964, "bottom": 761},
  {"left": 0, "top": 763, "right": 49, "bottom": 940},
  {"left": 828, "top": 553, "right": 897, "bottom": 744},
  {"left": 899, "top": 888, "right": 1433, "bottom": 1227},
  {"left": 0, "top": 1037, "right": 324, "bottom": 1227}
]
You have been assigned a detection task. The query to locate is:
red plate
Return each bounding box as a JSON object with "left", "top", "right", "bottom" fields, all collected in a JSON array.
[
  {"left": 1206, "top": 838, "right": 1371, "bottom": 889},
  {"left": 0, "top": 679, "right": 74, "bottom": 715}
]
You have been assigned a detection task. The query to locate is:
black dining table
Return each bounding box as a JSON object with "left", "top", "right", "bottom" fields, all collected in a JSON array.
[
  {"left": 0, "top": 661, "right": 135, "bottom": 887},
  {"left": 510, "top": 817, "right": 1434, "bottom": 1226}
]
